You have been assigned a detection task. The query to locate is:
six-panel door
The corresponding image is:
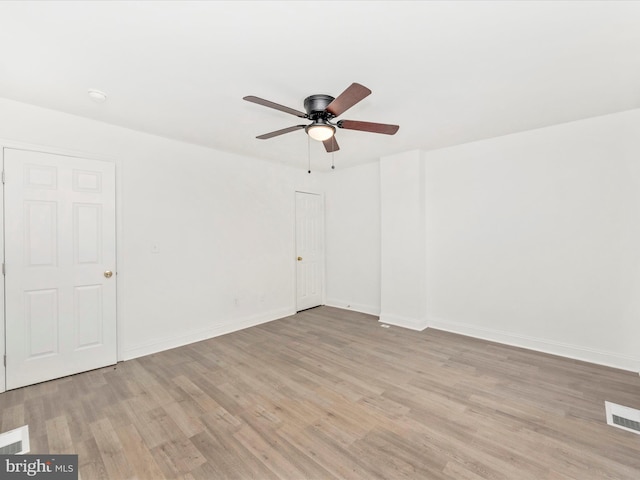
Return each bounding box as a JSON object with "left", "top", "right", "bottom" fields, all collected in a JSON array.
[
  {"left": 295, "top": 191, "right": 324, "bottom": 311},
  {"left": 4, "top": 148, "right": 117, "bottom": 390}
]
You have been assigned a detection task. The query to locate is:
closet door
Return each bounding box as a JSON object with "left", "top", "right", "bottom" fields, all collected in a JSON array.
[
  {"left": 295, "top": 191, "right": 324, "bottom": 311},
  {"left": 4, "top": 148, "right": 117, "bottom": 390}
]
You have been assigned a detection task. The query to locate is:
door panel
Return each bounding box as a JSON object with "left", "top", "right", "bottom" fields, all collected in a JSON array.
[
  {"left": 25, "top": 288, "right": 59, "bottom": 358},
  {"left": 4, "top": 148, "right": 117, "bottom": 390},
  {"left": 75, "top": 284, "right": 103, "bottom": 349},
  {"left": 295, "top": 192, "right": 324, "bottom": 311},
  {"left": 75, "top": 203, "right": 102, "bottom": 264}
]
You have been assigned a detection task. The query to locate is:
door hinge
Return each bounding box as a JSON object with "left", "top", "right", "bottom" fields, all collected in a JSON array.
[
  {"left": 2, "top": 263, "right": 4, "bottom": 275},
  {"left": 1, "top": 170, "right": 4, "bottom": 184},
  {"left": 3, "top": 355, "right": 5, "bottom": 367}
]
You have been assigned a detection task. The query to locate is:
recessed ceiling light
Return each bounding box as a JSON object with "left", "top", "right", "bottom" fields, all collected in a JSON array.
[{"left": 88, "top": 89, "right": 107, "bottom": 103}]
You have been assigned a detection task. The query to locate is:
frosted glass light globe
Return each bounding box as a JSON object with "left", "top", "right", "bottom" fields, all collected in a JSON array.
[{"left": 307, "top": 124, "right": 335, "bottom": 141}]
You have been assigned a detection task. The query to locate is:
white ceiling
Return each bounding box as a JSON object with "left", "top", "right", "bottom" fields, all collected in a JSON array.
[{"left": 1, "top": 1, "right": 639, "bottom": 169}]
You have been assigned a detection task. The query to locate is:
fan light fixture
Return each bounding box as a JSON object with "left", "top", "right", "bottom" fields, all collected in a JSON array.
[
  {"left": 306, "top": 121, "right": 335, "bottom": 141},
  {"left": 244, "top": 83, "right": 399, "bottom": 154}
]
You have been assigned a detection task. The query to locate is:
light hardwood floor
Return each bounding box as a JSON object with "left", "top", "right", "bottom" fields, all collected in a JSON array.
[{"left": 1, "top": 306, "right": 639, "bottom": 479}]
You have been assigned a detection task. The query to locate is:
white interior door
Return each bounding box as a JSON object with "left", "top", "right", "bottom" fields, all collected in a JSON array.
[
  {"left": 295, "top": 191, "right": 324, "bottom": 311},
  {"left": 4, "top": 148, "right": 117, "bottom": 390}
]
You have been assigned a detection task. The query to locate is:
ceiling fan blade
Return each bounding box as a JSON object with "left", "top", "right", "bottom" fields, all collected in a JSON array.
[
  {"left": 337, "top": 120, "right": 399, "bottom": 135},
  {"left": 256, "top": 125, "right": 306, "bottom": 139},
  {"left": 323, "top": 136, "right": 340, "bottom": 153},
  {"left": 326, "top": 83, "right": 372, "bottom": 117},
  {"left": 243, "top": 96, "right": 307, "bottom": 118}
]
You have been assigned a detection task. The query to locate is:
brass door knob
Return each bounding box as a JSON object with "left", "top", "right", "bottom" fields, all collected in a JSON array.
[
  {"left": 104, "top": 270, "right": 113, "bottom": 278},
  {"left": 297, "top": 257, "right": 302, "bottom": 261}
]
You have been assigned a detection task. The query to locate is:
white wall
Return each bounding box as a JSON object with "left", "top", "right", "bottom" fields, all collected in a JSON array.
[
  {"left": 0, "top": 98, "right": 320, "bottom": 361},
  {"left": 323, "top": 109, "right": 640, "bottom": 372},
  {"left": 380, "top": 150, "right": 428, "bottom": 330},
  {"left": 324, "top": 161, "right": 381, "bottom": 315},
  {"left": 425, "top": 109, "right": 640, "bottom": 371}
]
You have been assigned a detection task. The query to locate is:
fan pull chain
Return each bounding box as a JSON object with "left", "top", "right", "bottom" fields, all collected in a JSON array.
[
  {"left": 307, "top": 135, "right": 311, "bottom": 174},
  {"left": 331, "top": 150, "right": 335, "bottom": 170}
]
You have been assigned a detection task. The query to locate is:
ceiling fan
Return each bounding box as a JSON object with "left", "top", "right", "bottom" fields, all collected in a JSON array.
[{"left": 243, "top": 83, "right": 399, "bottom": 153}]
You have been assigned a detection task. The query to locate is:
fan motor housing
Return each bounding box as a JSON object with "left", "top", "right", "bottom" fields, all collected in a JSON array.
[{"left": 304, "top": 94, "right": 335, "bottom": 119}]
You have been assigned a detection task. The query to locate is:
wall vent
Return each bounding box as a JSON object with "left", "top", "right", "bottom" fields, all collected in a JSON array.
[
  {"left": 0, "top": 425, "right": 30, "bottom": 454},
  {"left": 605, "top": 401, "right": 640, "bottom": 435}
]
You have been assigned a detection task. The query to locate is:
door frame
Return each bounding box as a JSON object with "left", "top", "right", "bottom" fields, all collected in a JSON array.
[
  {"left": 0, "top": 139, "right": 122, "bottom": 394},
  {"left": 294, "top": 190, "right": 326, "bottom": 312}
]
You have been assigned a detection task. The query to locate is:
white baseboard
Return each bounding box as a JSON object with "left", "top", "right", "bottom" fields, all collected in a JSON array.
[
  {"left": 428, "top": 316, "right": 640, "bottom": 373},
  {"left": 379, "top": 313, "right": 428, "bottom": 331},
  {"left": 325, "top": 298, "right": 380, "bottom": 316},
  {"left": 122, "top": 307, "right": 295, "bottom": 361}
]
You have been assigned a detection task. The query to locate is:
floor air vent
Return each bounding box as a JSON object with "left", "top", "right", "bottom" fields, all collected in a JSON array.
[
  {"left": 0, "top": 425, "right": 30, "bottom": 454},
  {"left": 605, "top": 401, "right": 640, "bottom": 435},
  {"left": 0, "top": 440, "right": 22, "bottom": 455}
]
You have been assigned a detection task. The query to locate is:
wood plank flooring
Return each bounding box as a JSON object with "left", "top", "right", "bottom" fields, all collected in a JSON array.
[{"left": 1, "top": 306, "right": 639, "bottom": 479}]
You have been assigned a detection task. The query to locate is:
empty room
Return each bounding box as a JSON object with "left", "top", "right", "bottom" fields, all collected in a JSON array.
[{"left": 0, "top": 1, "right": 639, "bottom": 479}]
